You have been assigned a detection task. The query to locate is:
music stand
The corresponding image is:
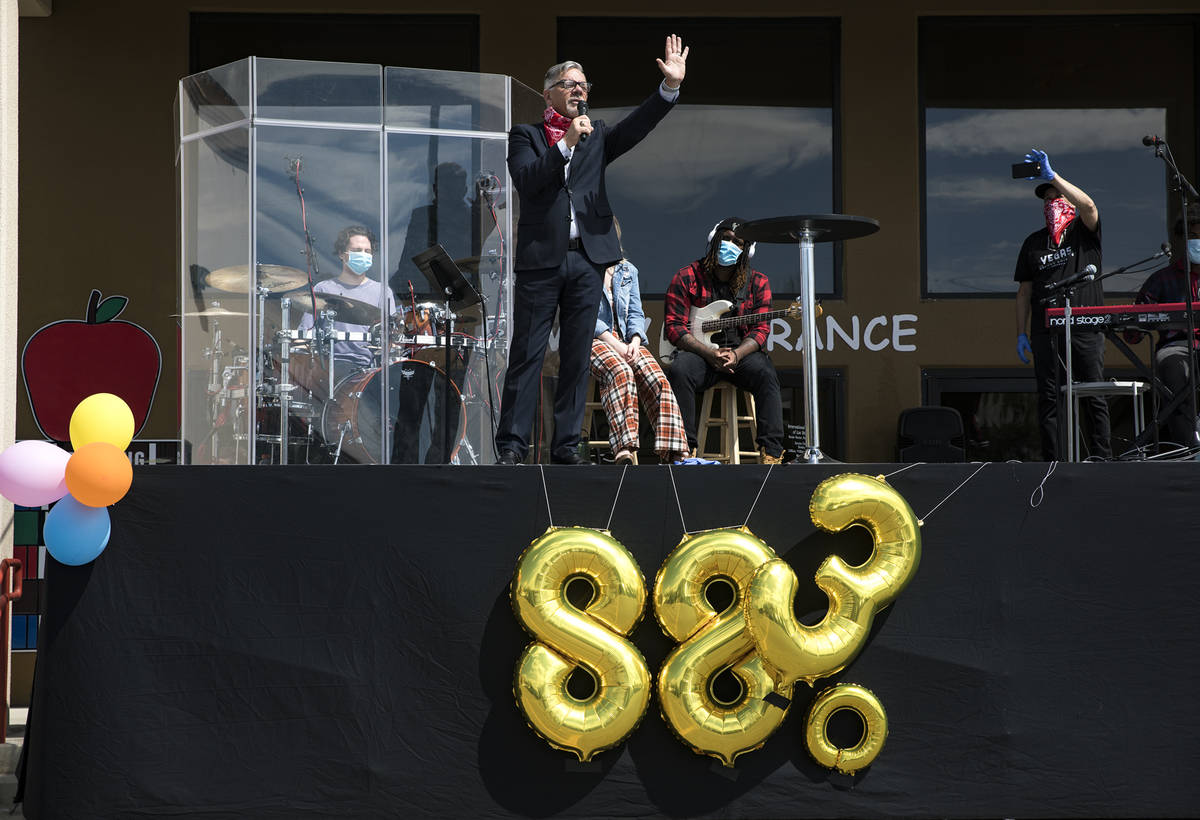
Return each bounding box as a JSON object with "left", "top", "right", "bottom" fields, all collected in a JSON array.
[{"left": 413, "top": 245, "right": 482, "bottom": 463}]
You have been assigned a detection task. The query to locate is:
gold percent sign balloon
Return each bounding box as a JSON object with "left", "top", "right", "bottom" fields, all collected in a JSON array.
[
  {"left": 510, "top": 527, "right": 651, "bottom": 762},
  {"left": 744, "top": 473, "right": 921, "bottom": 773},
  {"left": 653, "top": 527, "right": 792, "bottom": 768}
]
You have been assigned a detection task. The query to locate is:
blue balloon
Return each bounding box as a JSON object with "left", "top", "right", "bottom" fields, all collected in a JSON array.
[{"left": 44, "top": 495, "right": 111, "bottom": 566}]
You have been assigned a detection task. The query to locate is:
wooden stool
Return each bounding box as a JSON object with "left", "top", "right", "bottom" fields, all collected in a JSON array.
[
  {"left": 581, "top": 375, "right": 610, "bottom": 459},
  {"left": 697, "top": 382, "right": 758, "bottom": 464}
]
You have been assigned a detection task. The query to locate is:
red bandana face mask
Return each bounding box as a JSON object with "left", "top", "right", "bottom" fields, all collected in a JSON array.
[
  {"left": 1044, "top": 197, "right": 1076, "bottom": 245},
  {"left": 543, "top": 107, "right": 573, "bottom": 147}
]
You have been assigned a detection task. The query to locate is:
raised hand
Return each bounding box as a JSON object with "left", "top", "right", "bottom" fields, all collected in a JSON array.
[
  {"left": 656, "top": 33, "right": 689, "bottom": 89},
  {"left": 1025, "top": 149, "right": 1056, "bottom": 181}
]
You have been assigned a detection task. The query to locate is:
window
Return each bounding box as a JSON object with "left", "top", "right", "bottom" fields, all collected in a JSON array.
[
  {"left": 190, "top": 13, "right": 479, "bottom": 75},
  {"left": 923, "top": 368, "right": 1148, "bottom": 461},
  {"left": 557, "top": 18, "right": 840, "bottom": 296},
  {"left": 921, "top": 17, "right": 1196, "bottom": 297}
]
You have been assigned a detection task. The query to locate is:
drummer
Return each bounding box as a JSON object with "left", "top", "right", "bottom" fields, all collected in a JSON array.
[{"left": 297, "top": 225, "right": 396, "bottom": 384}]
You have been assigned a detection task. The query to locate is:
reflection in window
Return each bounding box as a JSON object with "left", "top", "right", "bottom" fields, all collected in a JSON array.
[
  {"left": 386, "top": 133, "right": 507, "bottom": 310},
  {"left": 595, "top": 105, "right": 835, "bottom": 295},
  {"left": 557, "top": 17, "right": 840, "bottom": 297},
  {"left": 924, "top": 107, "right": 1167, "bottom": 295}
]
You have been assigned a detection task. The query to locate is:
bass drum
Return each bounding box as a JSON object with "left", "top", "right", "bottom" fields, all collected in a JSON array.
[{"left": 322, "top": 359, "right": 465, "bottom": 464}]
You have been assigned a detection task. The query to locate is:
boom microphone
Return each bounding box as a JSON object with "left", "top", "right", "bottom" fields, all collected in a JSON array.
[
  {"left": 576, "top": 100, "right": 589, "bottom": 143},
  {"left": 1050, "top": 263, "right": 1097, "bottom": 292}
]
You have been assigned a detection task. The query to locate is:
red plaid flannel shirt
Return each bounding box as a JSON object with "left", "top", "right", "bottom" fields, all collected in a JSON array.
[{"left": 663, "top": 261, "right": 773, "bottom": 348}]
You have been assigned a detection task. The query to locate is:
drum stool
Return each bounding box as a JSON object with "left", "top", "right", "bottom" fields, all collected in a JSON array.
[{"left": 697, "top": 383, "right": 758, "bottom": 464}]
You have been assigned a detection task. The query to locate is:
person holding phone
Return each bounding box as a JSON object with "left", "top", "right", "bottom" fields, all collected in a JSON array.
[{"left": 1013, "top": 149, "right": 1110, "bottom": 461}]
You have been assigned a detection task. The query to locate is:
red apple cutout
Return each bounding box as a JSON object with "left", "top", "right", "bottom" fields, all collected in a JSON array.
[{"left": 22, "top": 290, "right": 162, "bottom": 443}]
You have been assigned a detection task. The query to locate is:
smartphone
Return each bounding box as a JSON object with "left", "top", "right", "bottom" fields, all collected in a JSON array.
[{"left": 1011, "top": 161, "right": 1042, "bottom": 179}]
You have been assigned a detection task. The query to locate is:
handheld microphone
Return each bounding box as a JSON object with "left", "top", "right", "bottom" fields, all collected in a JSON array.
[
  {"left": 1143, "top": 135, "right": 1165, "bottom": 147},
  {"left": 1050, "top": 263, "right": 1097, "bottom": 292},
  {"left": 576, "top": 100, "right": 589, "bottom": 143}
]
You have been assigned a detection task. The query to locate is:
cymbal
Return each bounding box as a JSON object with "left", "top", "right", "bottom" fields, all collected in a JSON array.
[
  {"left": 736, "top": 214, "right": 880, "bottom": 244},
  {"left": 206, "top": 264, "right": 308, "bottom": 293},
  {"left": 172, "top": 306, "right": 249, "bottom": 318},
  {"left": 274, "top": 291, "right": 380, "bottom": 325}
]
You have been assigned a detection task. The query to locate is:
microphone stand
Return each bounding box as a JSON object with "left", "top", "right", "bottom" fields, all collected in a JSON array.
[
  {"left": 1041, "top": 272, "right": 1094, "bottom": 461},
  {"left": 1149, "top": 137, "right": 1198, "bottom": 444}
]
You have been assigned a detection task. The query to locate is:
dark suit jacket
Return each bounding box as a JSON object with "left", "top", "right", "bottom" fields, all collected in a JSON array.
[{"left": 507, "top": 90, "right": 675, "bottom": 271}]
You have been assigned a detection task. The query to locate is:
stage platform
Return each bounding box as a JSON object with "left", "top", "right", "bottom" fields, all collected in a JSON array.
[{"left": 16, "top": 463, "right": 1200, "bottom": 818}]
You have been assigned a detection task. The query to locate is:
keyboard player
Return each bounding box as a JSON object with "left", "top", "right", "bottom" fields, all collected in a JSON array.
[
  {"left": 1014, "top": 149, "right": 1110, "bottom": 461},
  {"left": 1125, "top": 205, "right": 1200, "bottom": 448}
]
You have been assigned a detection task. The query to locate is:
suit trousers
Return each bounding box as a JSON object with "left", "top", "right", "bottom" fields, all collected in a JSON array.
[
  {"left": 496, "top": 247, "right": 604, "bottom": 460},
  {"left": 1031, "top": 330, "right": 1111, "bottom": 460}
]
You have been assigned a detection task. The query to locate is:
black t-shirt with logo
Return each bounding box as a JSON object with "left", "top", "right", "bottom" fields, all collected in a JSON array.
[{"left": 1014, "top": 218, "right": 1103, "bottom": 336}]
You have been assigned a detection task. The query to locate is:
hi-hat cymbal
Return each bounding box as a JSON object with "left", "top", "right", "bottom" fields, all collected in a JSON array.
[
  {"left": 172, "top": 306, "right": 249, "bottom": 318},
  {"left": 273, "top": 291, "right": 381, "bottom": 325},
  {"left": 206, "top": 264, "right": 308, "bottom": 293}
]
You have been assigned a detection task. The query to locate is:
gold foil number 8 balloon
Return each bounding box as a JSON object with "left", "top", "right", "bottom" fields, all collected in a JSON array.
[
  {"left": 511, "top": 527, "right": 651, "bottom": 762},
  {"left": 653, "top": 527, "right": 792, "bottom": 767}
]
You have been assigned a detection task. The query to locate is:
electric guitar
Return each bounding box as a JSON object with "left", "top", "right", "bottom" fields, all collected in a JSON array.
[{"left": 658, "top": 298, "right": 820, "bottom": 364}]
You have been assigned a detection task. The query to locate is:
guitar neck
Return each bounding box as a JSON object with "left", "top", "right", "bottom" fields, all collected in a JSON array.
[{"left": 701, "top": 307, "right": 795, "bottom": 332}]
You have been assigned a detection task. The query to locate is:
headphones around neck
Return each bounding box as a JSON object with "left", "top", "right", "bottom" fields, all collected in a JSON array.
[{"left": 707, "top": 220, "right": 755, "bottom": 259}]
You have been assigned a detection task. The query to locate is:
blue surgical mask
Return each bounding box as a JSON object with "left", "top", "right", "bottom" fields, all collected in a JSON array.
[
  {"left": 346, "top": 251, "right": 373, "bottom": 275},
  {"left": 717, "top": 240, "right": 743, "bottom": 267},
  {"left": 1188, "top": 238, "right": 1200, "bottom": 265}
]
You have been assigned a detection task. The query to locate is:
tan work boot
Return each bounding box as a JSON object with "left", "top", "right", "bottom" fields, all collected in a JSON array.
[{"left": 759, "top": 448, "right": 783, "bottom": 465}]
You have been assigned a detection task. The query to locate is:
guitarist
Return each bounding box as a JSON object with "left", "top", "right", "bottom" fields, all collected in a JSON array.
[{"left": 663, "top": 217, "right": 785, "bottom": 463}]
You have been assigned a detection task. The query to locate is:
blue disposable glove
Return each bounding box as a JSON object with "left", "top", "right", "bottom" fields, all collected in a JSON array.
[
  {"left": 1025, "top": 149, "right": 1055, "bottom": 181},
  {"left": 1017, "top": 333, "right": 1032, "bottom": 364}
]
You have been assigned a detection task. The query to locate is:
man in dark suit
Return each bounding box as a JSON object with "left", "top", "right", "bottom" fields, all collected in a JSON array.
[{"left": 495, "top": 34, "right": 689, "bottom": 465}]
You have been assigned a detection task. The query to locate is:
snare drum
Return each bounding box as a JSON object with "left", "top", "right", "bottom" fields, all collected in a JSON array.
[{"left": 321, "top": 359, "right": 465, "bottom": 464}]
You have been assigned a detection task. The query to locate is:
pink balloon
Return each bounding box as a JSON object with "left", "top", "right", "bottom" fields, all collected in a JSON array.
[{"left": 0, "top": 440, "right": 71, "bottom": 507}]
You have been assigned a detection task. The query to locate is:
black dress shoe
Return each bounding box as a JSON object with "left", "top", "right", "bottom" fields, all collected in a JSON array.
[
  {"left": 550, "top": 450, "right": 592, "bottom": 465},
  {"left": 496, "top": 449, "right": 521, "bottom": 465}
]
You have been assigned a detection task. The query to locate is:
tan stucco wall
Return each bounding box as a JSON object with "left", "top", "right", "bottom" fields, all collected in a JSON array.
[{"left": 14, "top": 1, "right": 1196, "bottom": 462}]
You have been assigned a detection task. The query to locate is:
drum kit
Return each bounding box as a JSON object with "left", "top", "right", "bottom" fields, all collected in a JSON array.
[{"left": 192, "top": 262, "right": 490, "bottom": 465}]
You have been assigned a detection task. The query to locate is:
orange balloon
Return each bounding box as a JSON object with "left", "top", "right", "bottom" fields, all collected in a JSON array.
[{"left": 64, "top": 442, "right": 133, "bottom": 507}]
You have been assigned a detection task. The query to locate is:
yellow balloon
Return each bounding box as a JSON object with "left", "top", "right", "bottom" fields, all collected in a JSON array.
[
  {"left": 654, "top": 527, "right": 790, "bottom": 768},
  {"left": 804, "top": 682, "right": 888, "bottom": 774},
  {"left": 745, "top": 473, "right": 921, "bottom": 688},
  {"left": 511, "top": 527, "right": 650, "bottom": 762},
  {"left": 69, "top": 393, "right": 135, "bottom": 452}
]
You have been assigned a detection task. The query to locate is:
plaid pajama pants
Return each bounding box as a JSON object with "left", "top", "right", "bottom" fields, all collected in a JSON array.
[{"left": 589, "top": 339, "right": 688, "bottom": 457}]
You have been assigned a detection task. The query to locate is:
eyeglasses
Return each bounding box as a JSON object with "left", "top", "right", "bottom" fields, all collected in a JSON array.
[{"left": 551, "top": 79, "right": 593, "bottom": 92}]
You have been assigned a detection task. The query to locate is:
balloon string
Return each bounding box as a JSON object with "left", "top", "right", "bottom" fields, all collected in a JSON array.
[
  {"left": 667, "top": 464, "right": 689, "bottom": 534},
  {"left": 742, "top": 463, "right": 776, "bottom": 528},
  {"left": 883, "top": 462, "right": 923, "bottom": 479},
  {"left": 604, "top": 464, "right": 630, "bottom": 532},
  {"left": 918, "top": 461, "right": 989, "bottom": 523},
  {"left": 538, "top": 465, "right": 554, "bottom": 528},
  {"left": 1030, "top": 461, "right": 1057, "bottom": 508}
]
